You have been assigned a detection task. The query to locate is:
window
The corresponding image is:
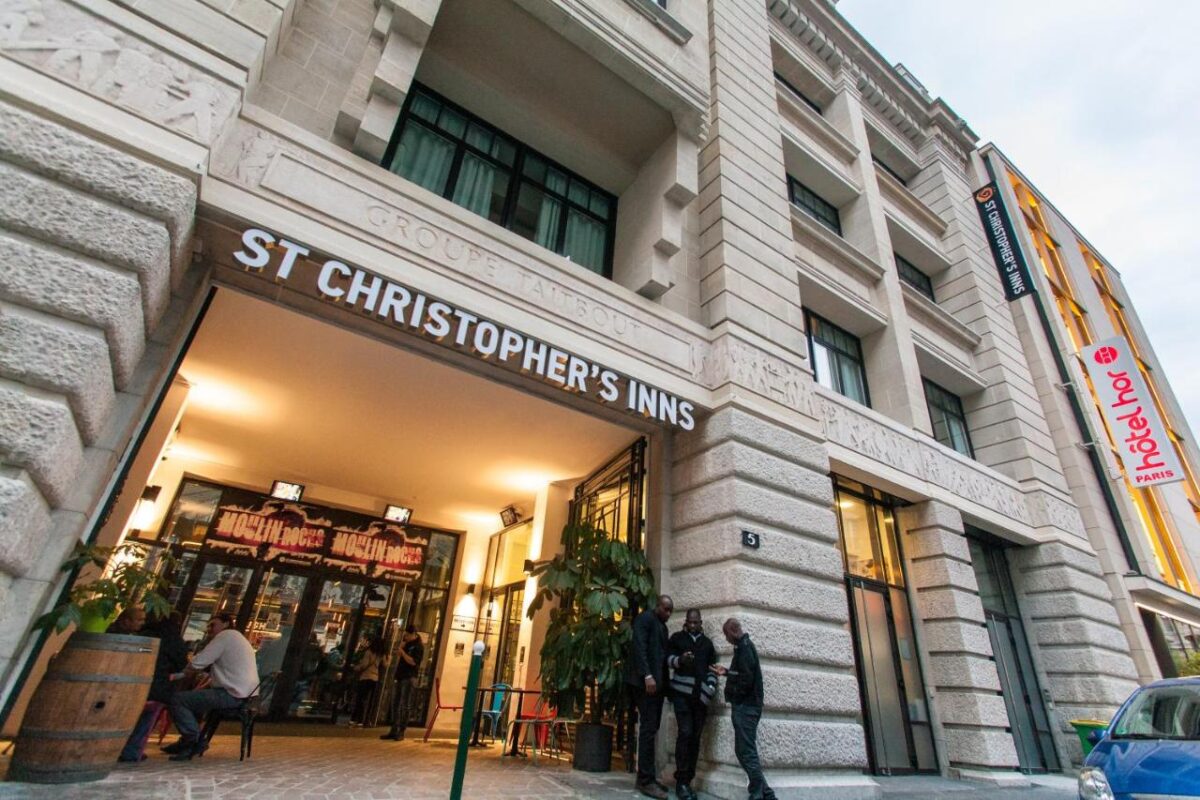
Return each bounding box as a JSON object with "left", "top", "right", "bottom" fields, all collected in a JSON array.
[
  {"left": 788, "top": 176, "right": 841, "bottom": 236},
  {"left": 923, "top": 379, "right": 973, "bottom": 457},
  {"left": 872, "top": 156, "right": 908, "bottom": 187},
  {"left": 806, "top": 310, "right": 868, "bottom": 405},
  {"left": 385, "top": 85, "right": 616, "bottom": 276},
  {"left": 895, "top": 253, "right": 934, "bottom": 301},
  {"left": 774, "top": 71, "right": 823, "bottom": 114}
]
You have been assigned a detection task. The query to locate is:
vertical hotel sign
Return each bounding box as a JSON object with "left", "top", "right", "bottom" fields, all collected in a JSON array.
[
  {"left": 1082, "top": 336, "right": 1183, "bottom": 487},
  {"left": 974, "top": 183, "right": 1036, "bottom": 301}
]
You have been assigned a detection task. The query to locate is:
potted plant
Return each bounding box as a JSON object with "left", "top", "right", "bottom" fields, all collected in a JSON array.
[
  {"left": 35, "top": 541, "right": 172, "bottom": 633},
  {"left": 11, "top": 542, "right": 175, "bottom": 783},
  {"left": 526, "top": 522, "right": 655, "bottom": 772}
]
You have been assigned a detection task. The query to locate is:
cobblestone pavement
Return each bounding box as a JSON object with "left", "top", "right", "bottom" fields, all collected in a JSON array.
[{"left": 0, "top": 734, "right": 1077, "bottom": 800}]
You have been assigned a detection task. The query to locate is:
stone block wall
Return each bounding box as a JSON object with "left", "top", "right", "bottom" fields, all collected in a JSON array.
[
  {"left": 896, "top": 501, "right": 1019, "bottom": 774},
  {"left": 670, "top": 407, "right": 877, "bottom": 799},
  {"left": 1008, "top": 540, "right": 1140, "bottom": 765},
  {"left": 0, "top": 100, "right": 198, "bottom": 697}
]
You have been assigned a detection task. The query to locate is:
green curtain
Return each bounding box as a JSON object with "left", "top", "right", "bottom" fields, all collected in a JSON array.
[
  {"left": 451, "top": 153, "right": 498, "bottom": 219},
  {"left": 563, "top": 210, "right": 606, "bottom": 274},
  {"left": 533, "top": 194, "right": 562, "bottom": 250},
  {"left": 392, "top": 123, "right": 454, "bottom": 194}
]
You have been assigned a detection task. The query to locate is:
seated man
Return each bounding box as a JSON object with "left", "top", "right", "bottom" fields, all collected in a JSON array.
[{"left": 163, "top": 613, "right": 260, "bottom": 761}]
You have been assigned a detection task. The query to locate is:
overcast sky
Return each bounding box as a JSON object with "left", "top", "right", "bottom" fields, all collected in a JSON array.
[{"left": 837, "top": 0, "right": 1199, "bottom": 435}]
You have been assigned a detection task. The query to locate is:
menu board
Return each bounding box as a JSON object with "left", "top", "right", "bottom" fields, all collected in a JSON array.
[{"left": 203, "top": 486, "right": 430, "bottom": 582}]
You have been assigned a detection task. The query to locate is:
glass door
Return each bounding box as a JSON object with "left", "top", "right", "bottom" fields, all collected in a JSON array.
[
  {"left": 849, "top": 578, "right": 913, "bottom": 774},
  {"left": 175, "top": 558, "right": 255, "bottom": 650},
  {"left": 968, "top": 535, "right": 1059, "bottom": 773},
  {"left": 835, "top": 479, "right": 936, "bottom": 775}
]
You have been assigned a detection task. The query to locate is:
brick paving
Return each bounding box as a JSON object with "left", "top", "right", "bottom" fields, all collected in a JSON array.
[{"left": 0, "top": 733, "right": 1077, "bottom": 800}]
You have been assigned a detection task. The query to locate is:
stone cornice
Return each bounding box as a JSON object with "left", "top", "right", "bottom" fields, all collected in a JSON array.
[{"left": 766, "top": 0, "right": 978, "bottom": 163}]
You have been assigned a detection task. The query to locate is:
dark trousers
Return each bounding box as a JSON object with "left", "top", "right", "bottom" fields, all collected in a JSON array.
[
  {"left": 119, "top": 704, "right": 159, "bottom": 761},
  {"left": 731, "top": 704, "right": 774, "bottom": 800},
  {"left": 388, "top": 676, "right": 416, "bottom": 734},
  {"left": 671, "top": 696, "right": 708, "bottom": 784},
  {"left": 351, "top": 679, "right": 377, "bottom": 724},
  {"left": 169, "top": 687, "right": 242, "bottom": 741},
  {"left": 633, "top": 685, "right": 665, "bottom": 785}
]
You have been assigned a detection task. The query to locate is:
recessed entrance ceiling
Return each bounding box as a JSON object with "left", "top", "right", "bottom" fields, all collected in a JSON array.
[{"left": 169, "top": 290, "right": 637, "bottom": 532}]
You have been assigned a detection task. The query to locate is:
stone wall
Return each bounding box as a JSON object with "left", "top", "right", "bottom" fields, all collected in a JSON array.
[
  {"left": 0, "top": 101, "right": 199, "bottom": 693},
  {"left": 670, "top": 407, "right": 877, "bottom": 799}
]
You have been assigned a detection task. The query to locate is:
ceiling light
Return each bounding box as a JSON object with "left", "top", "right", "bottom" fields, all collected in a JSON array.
[
  {"left": 270, "top": 480, "right": 304, "bottom": 501},
  {"left": 384, "top": 504, "right": 413, "bottom": 524}
]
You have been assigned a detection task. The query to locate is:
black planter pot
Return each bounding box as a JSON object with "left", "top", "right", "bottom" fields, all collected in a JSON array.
[{"left": 572, "top": 722, "right": 613, "bottom": 772}]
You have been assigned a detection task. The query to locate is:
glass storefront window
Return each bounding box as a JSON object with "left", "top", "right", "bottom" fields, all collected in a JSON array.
[
  {"left": 179, "top": 561, "right": 253, "bottom": 648},
  {"left": 835, "top": 484, "right": 904, "bottom": 588},
  {"left": 156, "top": 480, "right": 222, "bottom": 545}
]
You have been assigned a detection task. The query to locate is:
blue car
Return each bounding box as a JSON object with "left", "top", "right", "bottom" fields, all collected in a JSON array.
[{"left": 1078, "top": 676, "right": 1200, "bottom": 799}]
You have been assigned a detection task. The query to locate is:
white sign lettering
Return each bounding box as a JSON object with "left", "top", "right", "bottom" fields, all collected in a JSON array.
[
  {"left": 233, "top": 228, "right": 696, "bottom": 430},
  {"left": 1081, "top": 336, "right": 1183, "bottom": 487}
]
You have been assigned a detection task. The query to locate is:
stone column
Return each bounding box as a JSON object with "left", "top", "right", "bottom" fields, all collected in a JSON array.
[
  {"left": 670, "top": 407, "right": 877, "bottom": 799},
  {"left": 896, "top": 501, "right": 1021, "bottom": 780},
  {"left": 1008, "top": 541, "right": 1140, "bottom": 766}
]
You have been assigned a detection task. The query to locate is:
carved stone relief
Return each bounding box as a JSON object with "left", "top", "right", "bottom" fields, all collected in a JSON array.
[{"left": 0, "top": 0, "right": 238, "bottom": 144}]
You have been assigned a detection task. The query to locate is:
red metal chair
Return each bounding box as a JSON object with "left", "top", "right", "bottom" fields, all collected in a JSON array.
[{"left": 422, "top": 677, "right": 464, "bottom": 742}]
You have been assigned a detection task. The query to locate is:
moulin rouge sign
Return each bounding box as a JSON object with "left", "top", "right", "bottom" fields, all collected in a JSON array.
[
  {"left": 1081, "top": 337, "right": 1183, "bottom": 488},
  {"left": 232, "top": 228, "right": 696, "bottom": 430}
]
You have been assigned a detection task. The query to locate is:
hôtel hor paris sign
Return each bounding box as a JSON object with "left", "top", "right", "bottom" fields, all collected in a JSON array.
[
  {"left": 1082, "top": 336, "right": 1184, "bottom": 488},
  {"left": 233, "top": 228, "right": 696, "bottom": 430}
]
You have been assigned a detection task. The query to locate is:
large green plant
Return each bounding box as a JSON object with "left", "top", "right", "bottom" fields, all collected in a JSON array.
[
  {"left": 35, "top": 542, "right": 172, "bottom": 633},
  {"left": 527, "top": 522, "right": 654, "bottom": 724}
]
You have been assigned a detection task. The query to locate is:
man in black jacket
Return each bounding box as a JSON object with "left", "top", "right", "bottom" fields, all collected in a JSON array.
[
  {"left": 667, "top": 609, "right": 717, "bottom": 800},
  {"left": 711, "top": 618, "right": 775, "bottom": 800},
  {"left": 626, "top": 594, "right": 673, "bottom": 799}
]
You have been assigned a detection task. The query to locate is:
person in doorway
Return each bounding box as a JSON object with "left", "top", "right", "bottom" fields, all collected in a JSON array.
[
  {"left": 162, "top": 613, "right": 260, "bottom": 761},
  {"left": 625, "top": 594, "right": 673, "bottom": 799},
  {"left": 380, "top": 625, "right": 423, "bottom": 740},
  {"left": 119, "top": 610, "right": 188, "bottom": 762},
  {"left": 710, "top": 618, "right": 775, "bottom": 800},
  {"left": 349, "top": 636, "right": 386, "bottom": 727},
  {"left": 667, "top": 609, "right": 717, "bottom": 800}
]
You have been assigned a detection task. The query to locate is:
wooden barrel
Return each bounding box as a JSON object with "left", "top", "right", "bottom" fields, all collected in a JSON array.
[{"left": 8, "top": 632, "right": 159, "bottom": 783}]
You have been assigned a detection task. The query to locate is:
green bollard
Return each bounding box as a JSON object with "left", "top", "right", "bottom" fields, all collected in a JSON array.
[{"left": 449, "top": 641, "right": 485, "bottom": 800}]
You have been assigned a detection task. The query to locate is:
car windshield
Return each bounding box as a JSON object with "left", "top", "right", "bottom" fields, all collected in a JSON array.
[{"left": 1111, "top": 684, "right": 1200, "bottom": 740}]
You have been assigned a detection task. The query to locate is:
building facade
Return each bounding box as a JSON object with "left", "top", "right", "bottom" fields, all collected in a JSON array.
[{"left": 0, "top": 0, "right": 1195, "bottom": 796}]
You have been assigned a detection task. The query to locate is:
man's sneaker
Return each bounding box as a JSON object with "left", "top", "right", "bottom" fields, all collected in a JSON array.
[
  {"left": 676, "top": 783, "right": 696, "bottom": 800},
  {"left": 637, "top": 782, "right": 668, "bottom": 800}
]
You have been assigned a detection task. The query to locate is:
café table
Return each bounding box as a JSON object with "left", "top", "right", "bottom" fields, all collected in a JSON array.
[{"left": 466, "top": 685, "right": 502, "bottom": 747}]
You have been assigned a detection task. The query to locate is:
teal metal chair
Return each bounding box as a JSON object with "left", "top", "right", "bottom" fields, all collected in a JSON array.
[{"left": 477, "top": 683, "right": 511, "bottom": 742}]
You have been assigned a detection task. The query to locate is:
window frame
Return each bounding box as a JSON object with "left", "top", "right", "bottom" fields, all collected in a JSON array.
[
  {"left": 895, "top": 252, "right": 935, "bottom": 301},
  {"left": 922, "top": 379, "right": 974, "bottom": 458},
  {"left": 773, "top": 71, "right": 823, "bottom": 115},
  {"left": 382, "top": 84, "right": 617, "bottom": 279},
  {"left": 805, "top": 309, "right": 870, "bottom": 406},
  {"left": 788, "top": 176, "right": 842, "bottom": 236}
]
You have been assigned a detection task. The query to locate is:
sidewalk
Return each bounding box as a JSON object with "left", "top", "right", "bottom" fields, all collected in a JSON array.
[{"left": 0, "top": 734, "right": 1078, "bottom": 800}]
